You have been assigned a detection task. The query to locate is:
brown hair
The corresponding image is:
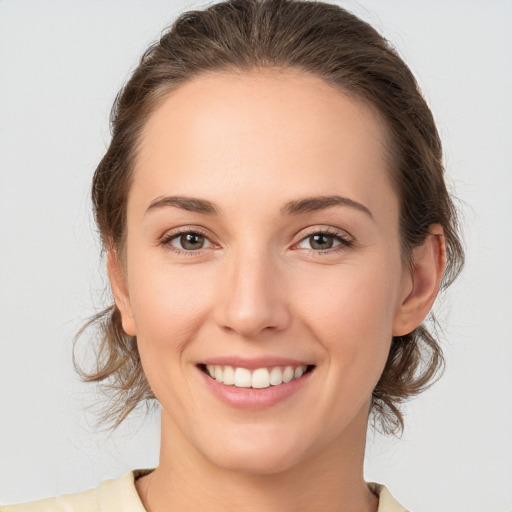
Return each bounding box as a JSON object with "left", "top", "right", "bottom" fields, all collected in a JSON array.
[{"left": 74, "top": 0, "right": 464, "bottom": 434}]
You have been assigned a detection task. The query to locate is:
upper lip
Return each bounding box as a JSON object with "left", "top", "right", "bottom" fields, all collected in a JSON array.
[{"left": 199, "top": 356, "right": 314, "bottom": 369}]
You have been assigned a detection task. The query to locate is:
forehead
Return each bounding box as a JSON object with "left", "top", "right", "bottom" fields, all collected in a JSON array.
[{"left": 132, "top": 68, "right": 396, "bottom": 217}]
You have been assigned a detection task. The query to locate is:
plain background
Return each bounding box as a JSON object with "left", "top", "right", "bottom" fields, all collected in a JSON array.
[{"left": 0, "top": 1, "right": 511, "bottom": 510}]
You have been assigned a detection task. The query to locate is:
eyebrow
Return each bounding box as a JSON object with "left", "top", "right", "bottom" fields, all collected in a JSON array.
[
  {"left": 146, "top": 195, "right": 220, "bottom": 215},
  {"left": 145, "top": 194, "right": 373, "bottom": 219},
  {"left": 281, "top": 195, "right": 374, "bottom": 219}
]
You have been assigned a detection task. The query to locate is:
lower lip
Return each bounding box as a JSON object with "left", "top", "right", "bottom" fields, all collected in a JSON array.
[{"left": 198, "top": 367, "right": 314, "bottom": 409}]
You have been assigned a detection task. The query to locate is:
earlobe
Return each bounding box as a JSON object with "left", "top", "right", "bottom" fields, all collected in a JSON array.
[
  {"left": 106, "top": 249, "right": 137, "bottom": 336},
  {"left": 392, "top": 225, "right": 446, "bottom": 336}
]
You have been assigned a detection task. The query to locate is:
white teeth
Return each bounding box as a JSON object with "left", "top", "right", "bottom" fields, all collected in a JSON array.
[
  {"left": 269, "top": 367, "right": 283, "bottom": 385},
  {"left": 234, "top": 367, "right": 252, "bottom": 388},
  {"left": 251, "top": 368, "right": 270, "bottom": 389},
  {"left": 282, "top": 366, "right": 294, "bottom": 383},
  {"left": 205, "top": 364, "right": 309, "bottom": 388},
  {"left": 223, "top": 365, "right": 235, "bottom": 385}
]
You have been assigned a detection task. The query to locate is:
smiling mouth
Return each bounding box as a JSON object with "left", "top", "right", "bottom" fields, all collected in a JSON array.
[{"left": 198, "top": 364, "right": 315, "bottom": 389}]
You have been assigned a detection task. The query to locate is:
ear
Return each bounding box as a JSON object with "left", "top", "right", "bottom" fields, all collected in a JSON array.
[
  {"left": 392, "top": 225, "right": 447, "bottom": 336},
  {"left": 106, "top": 249, "right": 137, "bottom": 336}
]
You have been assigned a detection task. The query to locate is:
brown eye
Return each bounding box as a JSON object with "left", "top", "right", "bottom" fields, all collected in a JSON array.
[
  {"left": 167, "top": 232, "right": 212, "bottom": 251},
  {"left": 308, "top": 233, "right": 335, "bottom": 250},
  {"left": 180, "top": 233, "right": 205, "bottom": 250},
  {"left": 295, "top": 231, "right": 352, "bottom": 252}
]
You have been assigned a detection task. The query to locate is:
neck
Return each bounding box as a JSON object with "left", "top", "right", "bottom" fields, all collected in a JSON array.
[{"left": 137, "top": 405, "right": 378, "bottom": 512}]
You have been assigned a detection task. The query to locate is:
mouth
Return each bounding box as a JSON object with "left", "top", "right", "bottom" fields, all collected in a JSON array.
[{"left": 198, "top": 363, "right": 316, "bottom": 389}]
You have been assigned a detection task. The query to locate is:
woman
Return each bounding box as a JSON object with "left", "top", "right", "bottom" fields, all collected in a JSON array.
[{"left": 1, "top": 0, "right": 464, "bottom": 510}]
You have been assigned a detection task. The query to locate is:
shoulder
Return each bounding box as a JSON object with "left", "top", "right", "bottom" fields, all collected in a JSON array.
[
  {"left": 368, "top": 482, "right": 409, "bottom": 512},
  {"left": 0, "top": 469, "right": 152, "bottom": 512}
]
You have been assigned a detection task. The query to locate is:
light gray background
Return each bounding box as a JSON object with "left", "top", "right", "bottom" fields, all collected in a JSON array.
[{"left": 1, "top": 1, "right": 511, "bottom": 510}]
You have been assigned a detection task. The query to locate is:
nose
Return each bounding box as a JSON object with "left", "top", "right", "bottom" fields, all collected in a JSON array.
[{"left": 215, "top": 247, "right": 291, "bottom": 339}]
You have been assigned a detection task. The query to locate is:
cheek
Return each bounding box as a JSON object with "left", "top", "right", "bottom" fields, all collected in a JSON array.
[
  {"left": 124, "top": 259, "right": 220, "bottom": 408},
  {"left": 125, "top": 255, "right": 216, "bottom": 361},
  {"left": 294, "top": 254, "right": 403, "bottom": 372}
]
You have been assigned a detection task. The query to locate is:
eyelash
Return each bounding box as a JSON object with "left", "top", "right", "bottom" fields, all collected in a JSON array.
[
  {"left": 159, "top": 227, "right": 353, "bottom": 256},
  {"left": 159, "top": 227, "right": 215, "bottom": 256},
  {"left": 293, "top": 227, "right": 353, "bottom": 256}
]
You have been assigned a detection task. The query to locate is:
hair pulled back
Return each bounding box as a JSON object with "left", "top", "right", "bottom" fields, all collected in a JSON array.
[{"left": 75, "top": 0, "right": 464, "bottom": 434}]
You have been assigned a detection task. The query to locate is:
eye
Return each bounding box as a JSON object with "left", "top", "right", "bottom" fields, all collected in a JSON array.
[
  {"left": 300, "top": 233, "right": 339, "bottom": 250},
  {"left": 295, "top": 230, "right": 352, "bottom": 252},
  {"left": 162, "top": 230, "right": 213, "bottom": 252}
]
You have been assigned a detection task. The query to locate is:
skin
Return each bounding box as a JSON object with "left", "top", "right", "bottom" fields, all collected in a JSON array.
[{"left": 108, "top": 68, "right": 445, "bottom": 512}]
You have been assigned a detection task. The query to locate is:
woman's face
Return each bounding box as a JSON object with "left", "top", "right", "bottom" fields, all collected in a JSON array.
[{"left": 113, "top": 69, "right": 414, "bottom": 474}]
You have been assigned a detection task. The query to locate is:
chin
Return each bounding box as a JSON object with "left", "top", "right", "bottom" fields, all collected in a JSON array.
[
  {"left": 196, "top": 423, "right": 315, "bottom": 475},
  {"left": 208, "top": 446, "right": 304, "bottom": 475}
]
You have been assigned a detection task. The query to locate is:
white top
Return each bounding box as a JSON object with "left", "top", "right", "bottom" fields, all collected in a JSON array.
[{"left": 1, "top": 469, "right": 408, "bottom": 511}]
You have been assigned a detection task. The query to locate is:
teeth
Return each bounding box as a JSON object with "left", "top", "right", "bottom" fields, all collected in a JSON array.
[
  {"left": 269, "top": 367, "right": 283, "bottom": 385},
  {"left": 205, "top": 364, "right": 309, "bottom": 388},
  {"left": 223, "top": 365, "right": 235, "bottom": 385},
  {"left": 234, "top": 367, "right": 252, "bottom": 388},
  {"left": 282, "top": 366, "right": 294, "bottom": 383},
  {"left": 251, "top": 368, "right": 270, "bottom": 389}
]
